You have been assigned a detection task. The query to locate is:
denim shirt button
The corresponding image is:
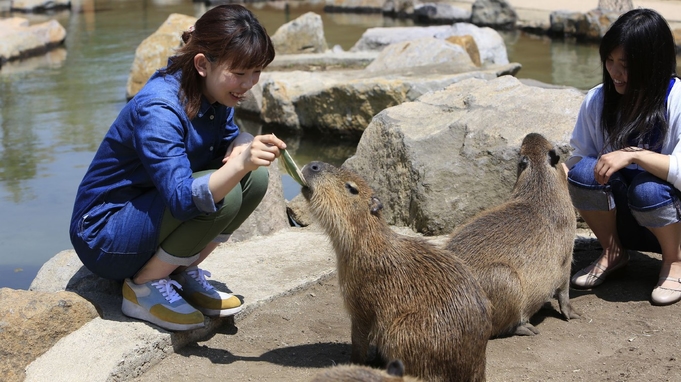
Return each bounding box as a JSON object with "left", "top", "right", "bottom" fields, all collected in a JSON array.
[
  {"left": 209, "top": 115, "right": 214, "bottom": 120},
  {"left": 209, "top": 146, "right": 214, "bottom": 151}
]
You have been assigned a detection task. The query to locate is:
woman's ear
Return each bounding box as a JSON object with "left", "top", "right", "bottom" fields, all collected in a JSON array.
[{"left": 194, "top": 53, "right": 209, "bottom": 78}]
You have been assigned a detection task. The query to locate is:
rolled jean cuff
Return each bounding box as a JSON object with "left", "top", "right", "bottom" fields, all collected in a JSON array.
[
  {"left": 632, "top": 203, "right": 681, "bottom": 228},
  {"left": 156, "top": 247, "right": 200, "bottom": 266},
  {"left": 212, "top": 233, "right": 231, "bottom": 243},
  {"left": 568, "top": 182, "right": 615, "bottom": 211}
]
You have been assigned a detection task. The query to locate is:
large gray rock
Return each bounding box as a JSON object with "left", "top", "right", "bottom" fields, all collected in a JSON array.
[
  {"left": 10, "top": 0, "right": 70, "bottom": 12},
  {"left": 413, "top": 3, "right": 471, "bottom": 23},
  {"left": 343, "top": 75, "right": 585, "bottom": 235},
  {"left": 471, "top": 0, "right": 517, "bottom": 29},
  {"left": 365, "top": 37, "right": 475, "bottom": 72},
  {"left": 125, "top": 13, "right": 196, "bottom": 100},
  {"left": 270, "top": 12, "right": 328, "bottom": 54},
  {"left": 0, "top": 288, "right": 99, "bottom": 382},
  {"left": 0, "top": 17, "right": 66, "bottom": 64},
  {"left": 549, "top": 9, "right": 620, "bottom": 41},
  {"left": 350, "top": 23, "right": 509, "bottom": 66},
  {"left": 253, "top": 62, "right": 520, "bottom": 136}
]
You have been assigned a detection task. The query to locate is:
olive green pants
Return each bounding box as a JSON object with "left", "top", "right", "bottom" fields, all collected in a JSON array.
[{"left": 157, "top": 166, "right": 269, "bottom": 260}]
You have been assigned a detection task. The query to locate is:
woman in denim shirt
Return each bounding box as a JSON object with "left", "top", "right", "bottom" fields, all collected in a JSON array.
[
  {"left": 567, "top": 9, "right": 681, "bottom": 306},
  {"left": 70, "top": 5, "right": 284, "bottom": 330}
]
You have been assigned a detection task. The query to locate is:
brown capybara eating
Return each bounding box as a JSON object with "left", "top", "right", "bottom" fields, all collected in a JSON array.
[
  {"left": 301, "top": 161, "right": 492, "bottom": 382},
  {"left": 445, "top": 132, "right": 579, "bottom": 337},
  {"left": 310, "top": 359, "right": 423, "bottom": 382}
]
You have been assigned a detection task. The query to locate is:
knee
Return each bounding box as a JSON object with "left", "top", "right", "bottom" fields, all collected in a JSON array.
[
  {"left": 628, "top": 173, "right": 675, "bottom": 210},
  {"left": 249, "top": 166, "right": 269, "bottom": 197},
  {"left": 567, "top": 157, "right": 598, "bottom": 186}
]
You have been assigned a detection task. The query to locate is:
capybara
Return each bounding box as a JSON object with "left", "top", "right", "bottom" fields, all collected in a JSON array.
[
  {"left": 311, "top": 360, "right": 423, "bottom": 382},
  {"left": 445, "top": 132, "right": 579, "bottom": 337},
  {"left": 301, "top": 161, "right": 492, "bottom": 382}
]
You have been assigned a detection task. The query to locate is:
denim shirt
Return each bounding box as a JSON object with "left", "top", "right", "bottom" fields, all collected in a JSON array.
[{"left": 70, "top": 68, "right": 240, "bottom": 257}]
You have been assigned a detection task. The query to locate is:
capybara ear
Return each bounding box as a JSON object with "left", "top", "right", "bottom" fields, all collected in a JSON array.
[
  {"left": 370, "top": 196, "right": 383, "bottom": 215},
  {"left": 517, "top": 155, "right": 529, "bottom": 178},
  {"left": 549, "top": 149, "right": 560, "bottom": 167},
  {"left": 386, "top": 359, "right": 405, "bottom": 377}
]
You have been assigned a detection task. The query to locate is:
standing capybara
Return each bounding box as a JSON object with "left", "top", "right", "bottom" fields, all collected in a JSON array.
[
  {"left": 301, "top": 161, "right": 492, "bottom": 382},
  {"left": 445, "top": 132, "right": 579, "bottom": 337},
  {"left": 310, "top": 360, "right": 423, "bottom": 382}
]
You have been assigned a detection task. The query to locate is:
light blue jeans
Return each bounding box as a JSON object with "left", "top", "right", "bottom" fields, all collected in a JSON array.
[{"left": 567, "top": 156, "right": 681, "bottom": 253}]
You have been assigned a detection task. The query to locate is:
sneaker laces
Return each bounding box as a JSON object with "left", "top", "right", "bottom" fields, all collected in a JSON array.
[
  {"left": 151, "top": 278, "right": 183, "bottom": 303},
  {"left": 187, "top": 268, "right": 215, "bottom": 292}
]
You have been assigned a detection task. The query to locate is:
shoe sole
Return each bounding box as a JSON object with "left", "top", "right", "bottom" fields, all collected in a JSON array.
[
  {"left": 122, "top": 299, "right": 205, "bottom": 331},
  {"left": 199, "top": 305, "right": 243, "bottom": 317}
]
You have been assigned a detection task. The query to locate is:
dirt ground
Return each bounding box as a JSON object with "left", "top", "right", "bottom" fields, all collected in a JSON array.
[{"left": 135, "top": 241, "right": 681, "bottom": 382}]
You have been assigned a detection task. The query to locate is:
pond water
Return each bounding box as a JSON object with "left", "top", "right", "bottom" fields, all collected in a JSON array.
[{"left": 0, "top": 0, "right": 624, "bottom": 289}]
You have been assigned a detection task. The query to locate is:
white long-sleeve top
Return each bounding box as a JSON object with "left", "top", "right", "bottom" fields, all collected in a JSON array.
[{"left": 567, "top": 78, "right": 681, "bottom": 191}]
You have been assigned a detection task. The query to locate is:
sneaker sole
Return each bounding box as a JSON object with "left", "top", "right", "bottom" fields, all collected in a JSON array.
[
  {"left": 122, "top": 299, "right": 205, "bottom": 331},
  {"left": 199, "top": 305, "right": 243, "bottom": 317}
]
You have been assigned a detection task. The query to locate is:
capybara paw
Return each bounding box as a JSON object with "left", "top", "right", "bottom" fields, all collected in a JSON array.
[{"left": 514, "top": 323, "right": 540, "bottom": 336}]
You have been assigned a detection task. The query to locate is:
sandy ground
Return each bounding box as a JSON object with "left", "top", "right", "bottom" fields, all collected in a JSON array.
[{"left": 134, "top": 239, "right": 681, "bottom": 382}]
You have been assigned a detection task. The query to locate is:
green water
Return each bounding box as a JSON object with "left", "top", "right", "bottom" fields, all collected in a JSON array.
[{"left": 0, "top": 0, "right": 610, "bottom": 289}]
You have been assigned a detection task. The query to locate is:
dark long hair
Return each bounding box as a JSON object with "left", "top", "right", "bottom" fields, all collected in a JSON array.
[
  {"left": 162, "top": 5, "right": 275, "bottom": 119},
  {"left": 599, "top": 8, "right": 676, "bottom": 151}
]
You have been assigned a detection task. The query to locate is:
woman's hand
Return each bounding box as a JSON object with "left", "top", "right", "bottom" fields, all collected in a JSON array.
[
  {"left": 235, "top": 133, "right": 286, "bottom": 172},
  {"left": 594, "top": 149, "right": 638, "bottom": 184},
  {"left": 223, "top": 132, "right": 254, "bottom": 164},
  {"left": 595, "top": 147, "right": 670, "bottom": 185}
]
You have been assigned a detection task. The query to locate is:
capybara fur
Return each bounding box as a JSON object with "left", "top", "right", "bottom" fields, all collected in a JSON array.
[
  {"left": 445, "top": 132, "right": 579, "bottom": 337},
  {"left": 310, "top": 360, "right": 423, "bottom": 382},
  {"left": 301, "top": 161, "right": 492, "bottom": 382}
]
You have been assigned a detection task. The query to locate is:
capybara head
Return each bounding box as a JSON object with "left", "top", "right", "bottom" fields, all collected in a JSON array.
[
  {"left": 514, "top": 132, "right": 567, "bottom": 193},
  {"left": 301, "top": 161, "right": 385, "bottom": 237}
]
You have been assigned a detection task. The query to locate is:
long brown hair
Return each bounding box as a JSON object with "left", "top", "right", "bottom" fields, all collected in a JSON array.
[{"left": 162, "top": 5, "right": 275, "bottom": 119}]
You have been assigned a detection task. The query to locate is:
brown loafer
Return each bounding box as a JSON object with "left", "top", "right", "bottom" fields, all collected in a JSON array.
[{"left": 651, "top": 277, "right": 681, "bottom": 306}]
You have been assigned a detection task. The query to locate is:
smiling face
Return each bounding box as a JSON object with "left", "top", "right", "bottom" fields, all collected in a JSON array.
[
  {"left": 195, "top": 54, "right": 262, "bottom": 107},
  {"left": 605, "top": 45, "right": 628, "bottom": 95}
]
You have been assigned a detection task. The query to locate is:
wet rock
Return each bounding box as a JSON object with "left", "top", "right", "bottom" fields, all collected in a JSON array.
[
  {"left": 0, "top": 17, "right": 66, "bottom": 64},
  {"left": 10, "top": 0, "right": 70, "bottom": 13},
  {"left": 413, "top": 3, "right": 471, "bottom": 24}
]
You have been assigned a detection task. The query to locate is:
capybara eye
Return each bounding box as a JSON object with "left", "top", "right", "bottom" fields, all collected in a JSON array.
[
  {"left": 309, "top": 163, "right": 321, "bottom": 172},
  {"left": 345, "top": 182, "right": 359, "bottom": 195}
]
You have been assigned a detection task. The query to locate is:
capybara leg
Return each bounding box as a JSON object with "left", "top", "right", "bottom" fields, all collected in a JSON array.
[
  {"left": 514, "top": 323, "right": 540, "bottom": 336},
  {"left": 557, "top": 281, "right": 581, "bottom": 320},
  {"left": 350, "top": 320, "right": 370, "bottom": 364}
]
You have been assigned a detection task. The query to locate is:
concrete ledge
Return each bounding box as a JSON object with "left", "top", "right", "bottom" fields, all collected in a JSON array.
[{"left": 24, "top": 227, "right": 336, "bottom": 382}]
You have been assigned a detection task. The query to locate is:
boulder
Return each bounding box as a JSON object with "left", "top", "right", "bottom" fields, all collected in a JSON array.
[
  {"left": 125, "top": 13, "right": 196, "bottom": 100},
  {"left": 350, "top": 22, "right": 509, "bottom": 66},
  {"left": 324, "top": 0, "right": 385, "bottom": 13},
  {"left": 365, "top": 37, "right": 475, "bottom": 72},
  {"left": 446, "top": 35, "right": 481, "bottom": 66},
  {"left": 470, "top": 0, "right": 517, "bottom": 30},
  {"left": 253, "top": 62, "right": 520, "bottom": 136},
  {"left": 270, "top": 12, "right": 328, "bottom": 54},
  {"left": 0, "top": 18, "right": 66, "bottom": 64},
  {"left": 0, "top": 288, "right": 99, "bottom": 382},
  {"left": 10, "top": 0, "right": 70, "bottom": 12},
  {"left": 549, "top": 9, "right": 620, "bottom": 41},
  {"left": 413, "top": 2, "right": 471, "bottom": 24},
  {"left": 343, "top": 75, "right": 585, "bottom": 235}
]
